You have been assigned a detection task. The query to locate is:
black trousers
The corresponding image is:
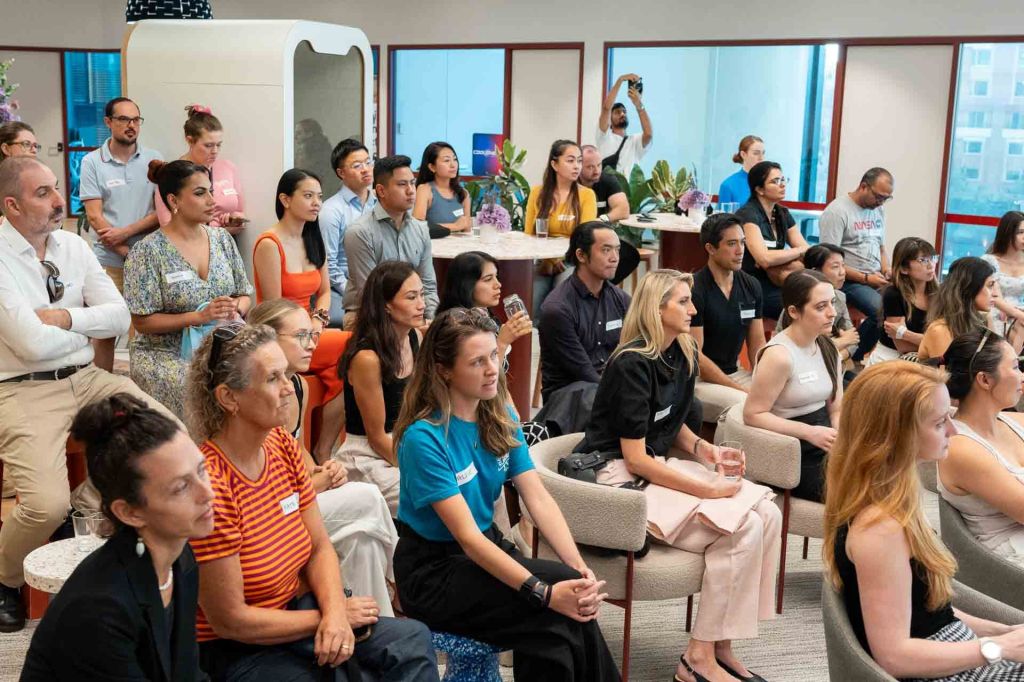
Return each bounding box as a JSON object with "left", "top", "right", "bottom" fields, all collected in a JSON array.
[
  {"left": 394, "top": 523, "right": 621, "bottom": 682},
  {"left": 790, "top": 406, "right": 831, "bottom": 503}
]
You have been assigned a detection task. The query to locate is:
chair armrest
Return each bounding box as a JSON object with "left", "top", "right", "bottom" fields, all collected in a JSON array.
[
  {"left": 715, "top": 406, "right": 801, "bottom": 490},
  {"left": 952, "top": 580, "right": 1024, "bottom": 625},
  {"left": 942, "top": 499, "right": 1024, "bottom": 612}
]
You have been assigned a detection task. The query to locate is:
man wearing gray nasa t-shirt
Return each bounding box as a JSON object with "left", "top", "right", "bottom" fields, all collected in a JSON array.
[{"left": 819, "top": 167, "right": 893, "bottom": 363}]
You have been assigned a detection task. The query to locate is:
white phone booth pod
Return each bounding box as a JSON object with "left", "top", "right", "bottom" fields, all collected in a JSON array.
[{"left": 124, "top": 19, "right": 373, "bottom": 271}]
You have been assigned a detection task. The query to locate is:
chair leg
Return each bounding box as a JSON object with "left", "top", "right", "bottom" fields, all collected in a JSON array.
[
  {"left": 776, "top": 491, "right": 791, "bottom": 614},
  {"left": 621, "top": 551, "right": 634, "bottom": 682},
  {"left": 685, "top": 595, "right": 693, "bottom": 632},
  {"left": 531, "top": 364, "right": 542, "bottom": 409},
  {"left": 802, "top": 536, "right": 809, "bottom": 560},
  {"left": 531, "top": 525, "right": 539, "bottom": 560}
]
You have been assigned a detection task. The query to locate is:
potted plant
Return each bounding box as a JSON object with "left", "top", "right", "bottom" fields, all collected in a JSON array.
[
  {"left": 646, "top": 160, "right": 692, "bottom": 214},
  {"left": 466, "top": 140, "right": 531, "bottom": 232},
  {"left": 0, "top": 59, "right": 21, "bottom": 124},
  {"left": 609, "top": 164, "right": 656, "bottom": 247}
]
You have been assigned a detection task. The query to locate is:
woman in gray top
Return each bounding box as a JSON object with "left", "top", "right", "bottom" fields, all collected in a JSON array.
[{"left": 413, "top": 141, "right": 472, "bottom": 239}]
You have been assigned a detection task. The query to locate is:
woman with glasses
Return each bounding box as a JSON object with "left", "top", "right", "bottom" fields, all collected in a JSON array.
[
  {"left": 248, "top": 299, "right": 399, "bottom": 618},
  {"left": 737, "top": 160, "right": 810, "bottom": 320},
  {"left": 413, "top": 141, "right": 472, "bottom": 239},
  {"left": 394, "top": 307, "right": 620, "bottom": 682},
  {"left": 717, "top": 135, "right": 764, "bottom": 206},
  {"left": 254, "top": 168, "right": 347, "bottom": 462},
  {"left": 0, "top": 122, "right": 40, "bottom": 159},
  {"left": 941, "top": 329, "right": 1024, "bottom": 567},
  {"left": 123, "top": 159, "right": 251, "bottom": 418},
  {"left": 336, "top": 261, "right": 425, "bottom": 516},
  {"left": 918, "top": 256, "right": 1024, "bottom": 363},
  {"left": 155, "top": 105, "right": 247, "bottom": 234},
  {"left": 184, "top": 323, "right": 438, "bottom": 681},
  {"left": 984, "top": 211, "right": 1024, "bottom": 337},
  {"left": 867, "top": 237, "right": 938, "bottom": 365}
]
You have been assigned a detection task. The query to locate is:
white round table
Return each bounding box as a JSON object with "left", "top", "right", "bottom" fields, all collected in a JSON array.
[
  {"left": 432, "top": 231, "right": 569, "bottom": 417},
  {"left": 620, "top": 212, "right": 706, "bottom": 272},
  {"left": 24, "top": 537, "right": 104, "bottom": 594}
]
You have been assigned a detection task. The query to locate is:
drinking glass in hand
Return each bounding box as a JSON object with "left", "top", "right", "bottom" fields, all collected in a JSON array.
[
  {"left": 503, "top": 294, "right": 527, "bottom": 320},
  {"left": 718, "top": 440, "right": 745, "bottom": 481},
  {"left": 535, "top": 218, "right": 549, "bottom": 239}
]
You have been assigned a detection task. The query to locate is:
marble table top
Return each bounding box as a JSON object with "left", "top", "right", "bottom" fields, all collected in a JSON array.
[
  {"left": 24, "top": 537, "right": 105, "bottom": 594},
  {"left": 620, "top": 212, "right": 701, "bottom": 233},
  {"left": 431, "top": 230, "right": 570, "bottom": 261}
]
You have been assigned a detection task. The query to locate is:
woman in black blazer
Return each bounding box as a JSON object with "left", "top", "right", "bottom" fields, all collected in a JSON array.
[{"left": 21, "top": 393, "right": 216, "bottom": 682}]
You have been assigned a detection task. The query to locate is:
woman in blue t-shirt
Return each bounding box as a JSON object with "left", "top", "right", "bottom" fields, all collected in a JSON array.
[
  {"left": 717, "top": 135, "right": 764, "bottom": 205},
  {"left": 392, "top": 307, "right": 620, "bottom": 682}
]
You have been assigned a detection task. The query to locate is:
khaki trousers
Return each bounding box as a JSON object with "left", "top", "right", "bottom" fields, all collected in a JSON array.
[
  {"left": 694, "top": 370, "right": 752, "bottom": 424},
  {"left": 0, "top": 366, "right": 178, "bottom": 587}
]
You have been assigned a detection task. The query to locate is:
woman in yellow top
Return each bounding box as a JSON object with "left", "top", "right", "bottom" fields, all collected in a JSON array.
[{"left": 524, "top": 139, "right": 597, "bottom": 311}]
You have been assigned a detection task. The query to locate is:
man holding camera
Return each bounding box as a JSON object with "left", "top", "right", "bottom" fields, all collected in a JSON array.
[{"left": 596, "top": 73, "right": 653, "bottom": 175}]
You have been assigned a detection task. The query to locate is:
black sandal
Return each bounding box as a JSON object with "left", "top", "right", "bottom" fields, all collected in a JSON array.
[
  {"left": 673, "top": 655, "right": 711, "bottom": 682},
  {"left": 716, "top": 657, "right": 768, "bottom": 682}
]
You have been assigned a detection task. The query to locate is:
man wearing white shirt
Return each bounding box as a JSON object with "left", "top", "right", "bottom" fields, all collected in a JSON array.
[
  {"left": 596, "top": 72, "right": 653, "bottom": 175},
  {"left": 0, "top": 158, "right": 176, "bottom": 631}
]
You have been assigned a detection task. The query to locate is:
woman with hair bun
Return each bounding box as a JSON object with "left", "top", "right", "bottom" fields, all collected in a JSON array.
[
  {"left": 123, "top": 159, "right": 252, "bottom": 418},
  {"left": 718, "top": 135, "right": 764, "bottom": 205},
  {"left": 155, "top": 105, "right": 247, "bottom": 233},
  {"left": 21, "top": 393, "right": 215, "bottom": 681}
]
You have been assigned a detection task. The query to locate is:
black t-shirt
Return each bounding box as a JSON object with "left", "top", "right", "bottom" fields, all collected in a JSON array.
[
  {"left": 878, "top": 286, "right": 928, "bottom": 350},
  {"left": 344, "top": 329, "right": 420, "bottom": 435},
  {"left": 590, "top": 171, "right": 623, "bottom": 214},
  {"left": 576, "top": 337, "right": 696, "bottom": 457},
  {"left": 691, "top": 267, "right": 763, "bottom": 375},
  {"left": 736, "top": 198, "right": 797, "bottom": 285}
]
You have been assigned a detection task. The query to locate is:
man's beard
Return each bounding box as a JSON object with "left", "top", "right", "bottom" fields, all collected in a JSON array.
[{"left": 616, "top": 115, "right": 629, "bottom": 129}]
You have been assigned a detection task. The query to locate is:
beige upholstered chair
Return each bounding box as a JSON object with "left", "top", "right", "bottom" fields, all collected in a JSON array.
[
  {"left": 714, "top": 401, "right": 821, "bottom": 613},
  {"left": 521, "top": 434, "right": 705, "bottom": 682}
]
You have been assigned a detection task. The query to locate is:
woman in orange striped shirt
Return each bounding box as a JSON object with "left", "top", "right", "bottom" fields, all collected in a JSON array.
[{"left": 185, "top": 323, "right": 438, "bottom": 681}]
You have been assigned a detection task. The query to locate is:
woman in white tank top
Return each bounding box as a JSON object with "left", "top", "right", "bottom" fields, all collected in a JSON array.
[{"left": 941, "top": 329, "right": 1024, "bottom": 564}]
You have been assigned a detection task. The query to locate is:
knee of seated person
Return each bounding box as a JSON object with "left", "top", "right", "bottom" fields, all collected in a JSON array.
[
  {"left": 341, "top": 480, "right": 388, "bottom": 512},
  {"left": 17, "top": 487, "right": 71, "bottom": 527}
]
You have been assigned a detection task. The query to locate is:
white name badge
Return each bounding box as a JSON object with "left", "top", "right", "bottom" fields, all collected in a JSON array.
[
  {"left": 165, "top": 270, "right": 194, "bottom": 284},
  {"left": 280, "top": 492, "right": 300, "bottom": 516},
  {"left": 798, "top": 371, "right": 819, "bottom": 384},
  {"left": 596, "top": 200, "right": 608, "bottom": 208},
  {"left": 557, "top": 214, "right": 576, "bottom": 222},
  {"left": 762, "top": 239, "right": 777, "bottom": 248},
  {"left": 455, "top": 462, "right": 478, "bottom": 486},
  {"left": 740, "top": 307, "right": 755, "bottom": 320},
  {"left": 222, "top": 187, "right": 238, "bottom": 196},
  {"left": 452, "top": 208, "right": 465, "bottom": 217},
  {"left": 105, "top": 178, "right": 126, "bottom": 188},
  {"left": 605, "top": 319, "right": 623, "bottom": 331},
  {"left": 654, "top": 406, "right": 672, "bottom": 422}
]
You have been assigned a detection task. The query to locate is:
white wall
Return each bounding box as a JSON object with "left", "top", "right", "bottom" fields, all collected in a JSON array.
[{"left": 510, "top": 49, "right": 582, "bottom": 183}]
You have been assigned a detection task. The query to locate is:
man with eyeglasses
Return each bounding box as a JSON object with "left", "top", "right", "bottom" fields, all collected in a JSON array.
[
  {"left": 319, "top": 138, "right": 377, "bottom": 328},
  {"left": 78, "top": 96, "right": 162, "bottom": 369},
  {"left": 0, "top": 157, "right": 179, "bottom": 632},
  {"left": 819, "top": 166, "right": 894, "bottom": 363}
]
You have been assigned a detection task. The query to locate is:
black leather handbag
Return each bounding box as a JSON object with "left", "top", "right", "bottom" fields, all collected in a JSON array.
[{"left": 557, "top": 450, "right": 610, "bottom": 483}]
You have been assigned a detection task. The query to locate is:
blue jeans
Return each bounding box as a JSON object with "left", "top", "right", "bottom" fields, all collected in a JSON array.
[{"left": 841, "top": 281, "right": 882, "bottom": 361}]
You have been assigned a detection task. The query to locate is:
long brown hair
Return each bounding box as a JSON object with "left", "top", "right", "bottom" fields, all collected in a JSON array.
[
  {"left": 823, "top": 361, "right": 956, "bottom": 611},
  {"left": 927, "top": 256, "right": 994, "bottom": 338},
  {"left": 536, "top": 140, "right": 581, "bottom": 230},
  {"left": 392, "top": 308, "right": 519, "bottom": 459},
  {"left": 339, "top": 261, "right": 417, "bottom": 384},
  {"left": 776, "top": 269, "right": 841, "bottom": 401},
  {"left": 891, "top": 237, "right": 938, "bottom": 318}
]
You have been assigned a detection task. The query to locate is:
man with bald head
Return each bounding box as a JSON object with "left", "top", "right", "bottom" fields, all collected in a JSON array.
[{"left": 0, "top": 157, "right": 176, "bottom": 631}]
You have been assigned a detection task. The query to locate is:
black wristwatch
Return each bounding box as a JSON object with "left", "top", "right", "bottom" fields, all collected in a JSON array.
[{"left": 519, "top": 575, "right": 551, "bottom": 610}]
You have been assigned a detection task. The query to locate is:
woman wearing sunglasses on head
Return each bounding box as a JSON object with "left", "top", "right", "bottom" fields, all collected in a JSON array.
[{"left": 867, "top": 237, "right": 938, "bottom": 365}]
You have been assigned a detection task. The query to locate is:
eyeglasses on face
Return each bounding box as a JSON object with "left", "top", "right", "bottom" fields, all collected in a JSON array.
[
  {"left": 870, "top": 189, "right": 894, "bottom": 203},
  {"left": 13, "top": 141, "right": 42, "bottom": 153},
  {"left": 39, "top": 260, "right": 64, "bottom": 304},
  {"left": 109, "top": 116, "right": 144, "bottom": 126},
  {"left": 914, "top": 255, "right": 939, "bottom": 266},
  {"left": 281, "top": 330, "right": 321, "bottom": 348},
  {"left": 767, "top": 176, "right": 789, "bottom": 186},
  {"left": 347, "top": 160, "right": 375, "bottom": 172}
]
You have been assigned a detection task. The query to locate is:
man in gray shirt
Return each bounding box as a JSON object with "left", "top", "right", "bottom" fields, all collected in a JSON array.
[
  {"left": 819, "top": 167, "right": 893, "bottom": 362},
  {"left": 342, "top": 155, "right": 438, "bottom": 324}
]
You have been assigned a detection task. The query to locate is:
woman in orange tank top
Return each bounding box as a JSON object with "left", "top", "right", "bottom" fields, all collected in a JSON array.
[{"left": 253, "top": 169, "right": 348, "bottom": 462}]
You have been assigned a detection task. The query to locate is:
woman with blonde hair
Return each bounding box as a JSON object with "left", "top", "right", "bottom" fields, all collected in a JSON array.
[
  {"left": 823, "top": 360, "right": 1024, "bottom": 680},
  {"left": 867, "top": 236, "right": 938, "bottom": 364},
  {"left": 577, "top": 269, "right": 780, "bottom": 682}
]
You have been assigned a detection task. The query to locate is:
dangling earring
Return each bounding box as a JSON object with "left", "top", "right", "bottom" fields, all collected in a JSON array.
[
  {"left": 172, "top": 205, "right": 178, "bottom": 215},
  {"left": 135, "top": 534, "right": 145, "bottom": 558}
]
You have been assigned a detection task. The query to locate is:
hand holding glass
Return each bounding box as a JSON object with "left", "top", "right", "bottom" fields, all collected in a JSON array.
[{"left": 718, "top": 441, "right": 745, "bottom": 481}]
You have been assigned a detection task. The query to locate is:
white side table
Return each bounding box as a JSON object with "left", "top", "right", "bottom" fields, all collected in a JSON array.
[{"left": 24, "top": 537, "right": 104, "bottom": 595}]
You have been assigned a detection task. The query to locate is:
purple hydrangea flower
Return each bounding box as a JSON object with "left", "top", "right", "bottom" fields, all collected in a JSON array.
[
  {"left": 677, "top": 188, "right": 711, "bottom": 211},
  {"left": 476, "top": 202, "right": 512, "bottom": 233}
]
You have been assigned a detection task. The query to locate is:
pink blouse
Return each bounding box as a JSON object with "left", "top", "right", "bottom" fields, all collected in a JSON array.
[{"left": 155, "top": 157, "right": 245, "bottom": 228}]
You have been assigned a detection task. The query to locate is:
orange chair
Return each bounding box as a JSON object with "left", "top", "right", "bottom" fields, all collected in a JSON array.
[{"left": 300, "top": 331, "right": 351, "bottom": 455}]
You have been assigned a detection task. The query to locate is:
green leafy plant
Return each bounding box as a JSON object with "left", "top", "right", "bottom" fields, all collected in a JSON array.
[
  {"left": 646, "top": 160, "right": 693, "bottom": 212},
  {"left": 609, "top": 164, "right": 656, "bottom": 246},
  {"left": 466, "top": 140, "right": 531, "bottom": 232}
]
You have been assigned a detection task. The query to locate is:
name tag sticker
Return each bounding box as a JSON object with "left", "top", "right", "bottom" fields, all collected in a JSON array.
[
  {"left": 280, "top": 492, "right": 300, "bottom": 516},
  {"left": 605, "top": 319, "right": 623, "bottom": 331},
  {"left": 455, "top": 462, "right": 478, "bottom": 486},
  {"left": 222, "top": 187, "right": 238, "bottom": 196},
  {"left": 740, "top": 307, "right": 755, "bottom": 320},
  {"left": 105, "top": 178, "right": 126, "bottom": 188},
  {"left": 597, "top": 200, "right": 608, "bottom": 208},
  {"left": 558, "top": 214, "right": 576, "bottom": 222},
  {"left": 165, "top": 270, "right": 194, "bottom": 284},
  {"left": 798, "top": 371, "right": 819, "bottom": 384},
  {"left": 762, "top": 239, "right": 777, "bottom": 248},
  {"left": 654, "top": 406, "right": 672, "bottom": 422},
  {"left": 452, "top": 208, "right": 465, "bottom": 217}
]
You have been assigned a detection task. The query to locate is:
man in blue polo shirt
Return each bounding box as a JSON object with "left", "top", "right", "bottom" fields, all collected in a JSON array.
[{"left": 79, "top": 97, "right": 161, "bottom": 368}]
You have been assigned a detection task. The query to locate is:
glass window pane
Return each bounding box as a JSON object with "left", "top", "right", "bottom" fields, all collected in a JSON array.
[
  {"left": 946, "top": 43, "right": 1024, "bottom": 216},
  {"left": 63, "top": 51, "right": 121, "bottom": 215},
  {"left": 941, "top": 222, "right": 997, "bottom": 274},
  {"left": 606, "top": 44, "right": 837, "bottom": 203},
  {"left": 392, "top": 49, "right": 504, "bottom": 175}
]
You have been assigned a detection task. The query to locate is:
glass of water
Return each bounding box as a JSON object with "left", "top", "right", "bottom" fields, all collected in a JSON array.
[
  {"left": 71, "top": 510, "right": 99, "bottom": 553},
  {"left": 718, "top": 440, "right": 745, "bottom": 481},
  {"left": 535, "top": 218, "right": 549, "bottom": 239}
]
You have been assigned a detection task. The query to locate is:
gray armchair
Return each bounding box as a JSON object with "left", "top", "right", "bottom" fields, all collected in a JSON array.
[
  {"left": 939, "top": 497, "right": 1024, "bottom": 611},
  {"left": 823, "top": 578, "right": 1024, "bottom": 682},
  {"left": 522, "top": 434, "right": 706, "bottom": 682}
]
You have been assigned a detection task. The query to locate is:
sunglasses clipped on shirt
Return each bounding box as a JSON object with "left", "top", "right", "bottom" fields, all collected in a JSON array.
[{"left": 40, "top": 260, "right": 64, "bottom": 304}]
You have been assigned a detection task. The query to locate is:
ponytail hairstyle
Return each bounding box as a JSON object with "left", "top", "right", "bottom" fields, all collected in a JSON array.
[
  {"left": 274, "top": 168, "right": 326, "bottom": 269},
  {"left": 732, "top": 134, "right": 763, "bottom": 164},
  {"left": 536, "top": 140, "right": 582, "bottom": 229},
  {"left": 70, "top": 393, "right": 181, "bottom": 532},
  {"left": 943, "top": 329, "right": 1008, "bottom": 401},
  {"left": 779, "top": 269, "right": 841, "bottom": 400},
  {"left": 183, "top": 104, "right": 223, "bottom": 141},
  {"left": 147, "top": 159, "right": 211, "bottom": 214}
]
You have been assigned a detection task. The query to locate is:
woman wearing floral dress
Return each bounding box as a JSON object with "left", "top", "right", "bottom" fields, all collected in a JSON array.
[{"left": 124, "top": 160, "right": 252, "bottom": 418}]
